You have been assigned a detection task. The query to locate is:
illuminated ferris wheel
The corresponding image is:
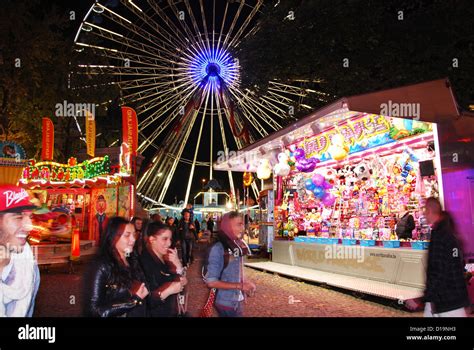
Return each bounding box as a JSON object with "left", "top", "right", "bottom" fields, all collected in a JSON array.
[{"left": 73, "top": 0, "right": 330, "bottom": 207}]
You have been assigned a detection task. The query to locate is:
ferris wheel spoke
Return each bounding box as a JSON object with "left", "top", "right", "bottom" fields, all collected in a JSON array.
[
  {"left": 143, "top": 93, "right": 205, "bottom": 200},
  {"left": 80, "top": 21, "right": 170, "bottom": 63},
  {"left": 269, "top": 81, "right": 332, "bottom": 104},
  {"left": 75, "top": 60, "right": 176, "bottom": 77},
  {"left": 74, "top": 43, "right": 162, "bottom": 70},
  {"left": 198, "top": 0, "right": 211, "bottom": 53},
  {"left": 138, "top": 111, "right": 182, "bottom": 152},
  {"left": 228, "top": 87, "right": 282, "bottom": 131},
  {"left": 220, "top": 0, "right": 245, "bottom": 52},
  {"left": 227, "top": 0, "right": 263, "bottom": 49},
  {"left": 214, "top": 0, "right": 229, "bottom": 54},
  {"left": 230, "top": 86, "right": 287, "bottom": 125},
  {"left": 216, "top": 100, "right": 236, "bottom": 201},
  {"left": 259, "top": 94, "right": 293, "bottom": 115},
  {"left": 142, "top": 0, "right": 193, "bottom": 50},
  {"left": 119, "top": 78, "right": 181, "bottom": 91},
  {"left": 78, "top": 43, "right": 180, "bottom": 70},
  {"left": 167, "top": 0, "right": 209, "bottom": 57},
  {"left": 266, "top": 88, "right": 299, "bottom": 105},
  {"left": 215, "top": 89, "right": 266, "bottom": 139},
  {"left": 75, "top": 65, "right": 173, "bottom": 78},
  {"left": 183, "top": 85, "right": 211, "bottom": 206},
  {"left": 157, "top": 108, "right": 201, "bottom": 204},
  {"left": 93, "top": 2, "right": 180, "bottom": 60},
  {"left": 212, "top": 0, "right": 216, "bottom": 52},
  {"left": 121, "top": 78, "right": 193, "bottom": 106},
  {"left": 268, "top": 81, "right": 317, "bottom": 98},
  {"left": 134, "top": 85, "right": 198, "bottom": 126},
  {"left": 121, "top": 0, "right": 188, "bottom": 50},
  {"left": 140, "top": 130, "right": 185, "bottom": 199}
]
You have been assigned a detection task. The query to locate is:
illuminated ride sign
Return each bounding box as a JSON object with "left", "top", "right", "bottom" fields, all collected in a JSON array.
[{"left": 21, "top": 156, "right": 112, "bottom": 184}]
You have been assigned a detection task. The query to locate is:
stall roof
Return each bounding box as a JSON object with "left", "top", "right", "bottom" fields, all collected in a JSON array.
[{"left": 214, "top": 78, "right": 468, "bottom": 172}]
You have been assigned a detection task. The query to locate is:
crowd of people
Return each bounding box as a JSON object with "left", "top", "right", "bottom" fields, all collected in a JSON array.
[
  {"left": 82, "top": 207, "right": 256, "bottom": 317},
  {"left": 0, "top": 184, "right": 471, "bottom": 318}
]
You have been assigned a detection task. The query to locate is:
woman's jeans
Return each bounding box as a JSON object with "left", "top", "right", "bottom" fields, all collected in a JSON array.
[
  {"left": 181, "top": 239, "right": 194, "bottom": 265},
  {"left": 215, "top": 303, "right": 243, "bottom": 317}
]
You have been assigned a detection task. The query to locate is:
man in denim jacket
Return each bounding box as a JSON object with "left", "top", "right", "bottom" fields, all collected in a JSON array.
[{"left": 205, "top": 211, "right": 256, "bottom": 317}]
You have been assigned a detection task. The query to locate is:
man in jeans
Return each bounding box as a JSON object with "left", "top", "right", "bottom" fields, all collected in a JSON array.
[
  {"left": 177, "top": 209, "right": 197, "bottom": 266},
  {"left": 205, "top": 211, "right": 256, "bottom": 317},
  {"left": 423, "top": 197, "right": 470, "bottom": 317}
]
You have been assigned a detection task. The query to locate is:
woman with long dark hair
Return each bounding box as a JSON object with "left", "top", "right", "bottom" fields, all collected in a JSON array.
[
  {"left": 84, "top": 217, "right": 149, "bottom": 317},
  {"left": 139, "top": 222, "right": 187, "bottom": 317}
]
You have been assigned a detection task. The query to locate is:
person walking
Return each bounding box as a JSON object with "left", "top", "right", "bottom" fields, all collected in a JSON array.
[
  {"left": 204, "top": 211, "right": 256, "bottom": 317},
  {"left": 150, "top": 213, "right": 162, "bottom": 223},
  {"left": 194, "top": 218, "right": 201, "bottom": 235},
  {"left": 84, "top": 217, "right": 149, "bottom": 317},
  {"left": 422, "top": 197, "right": 470, "bottom": 317},
  {"left": 207, "top": 216, "right": 215, "bottom": 235},
  {"left": 139, "top": 222, "right": 187, "bottom": 317},
  {"left": 131, "top": 216, "right": 145, "bottom": 254},
  {"left": 165, "top": 217, "right": 178, "bottom": 248},
  {"left": 177, "top": 210, "right": 197, "bottom": 266}
]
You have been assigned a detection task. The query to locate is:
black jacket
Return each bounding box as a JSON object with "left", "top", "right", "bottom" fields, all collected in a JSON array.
[
  {"left": 139, "top": 247, "right": 180, "bottom": 317},
  {"left": 424, "top": 217, "right": 470, "bottom": 313},
  {"left": 84, "top": 256, "right": 147, "bottom": 317},
  {"left": 177, "top": 219, "right": 197, "bottom": 241},
  {"left": 396, "top": 212, "right": 415, "bottom": 239}
]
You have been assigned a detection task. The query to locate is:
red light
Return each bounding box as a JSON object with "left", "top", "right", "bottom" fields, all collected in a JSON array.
[{"left": 71, "top": 228, "right": 80, "bottom": 259}]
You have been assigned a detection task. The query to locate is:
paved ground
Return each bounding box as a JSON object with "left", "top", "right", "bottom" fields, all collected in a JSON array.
[{"left": 34, "top": 242, "right": 426, "bottom": 317}]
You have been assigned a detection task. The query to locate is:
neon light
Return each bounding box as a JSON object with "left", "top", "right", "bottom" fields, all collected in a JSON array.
[
  {"left": 22, "top": 156, "right": 111, "bottom": 183},
  {"left": 188, "top": 48, "right": 238, "bottom": 90}
]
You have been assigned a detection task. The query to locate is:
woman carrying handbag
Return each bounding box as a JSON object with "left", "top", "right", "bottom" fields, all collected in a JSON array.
[{"left": 200, "top": 211, "right": 256, "bottom": 317}]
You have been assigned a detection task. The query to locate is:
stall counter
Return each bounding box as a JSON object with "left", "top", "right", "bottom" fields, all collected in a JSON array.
[{"left": 272, "top": 240, "right": 427, "bottom": 289}]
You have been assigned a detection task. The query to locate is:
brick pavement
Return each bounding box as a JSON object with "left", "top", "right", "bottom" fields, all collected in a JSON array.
[{"left": 34, "top": 242, "right": 430, "bottom": 317}]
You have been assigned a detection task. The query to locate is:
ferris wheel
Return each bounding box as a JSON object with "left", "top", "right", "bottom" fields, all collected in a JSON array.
[{"left": 73, "top": 0, "right": 331, "bottom": 207}]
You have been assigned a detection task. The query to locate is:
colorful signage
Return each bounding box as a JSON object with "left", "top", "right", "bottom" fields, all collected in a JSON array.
[
  {"left": 121, "top": 106, "right": 138, "bottom": 155},
  {"left": 21, "top": 156, "right": 111, "bottom": 183},
  {"left": 86, "top": 111, "right": 96, "bottom": 157},
  {"left": 294, "top": 115, "right": 431, "bottom": 162}
]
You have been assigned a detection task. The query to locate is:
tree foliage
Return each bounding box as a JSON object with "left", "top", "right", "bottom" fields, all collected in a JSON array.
[
  {"left": 0, "top": 0, "right": 120, "bottom": 162},
  {"left": 238, "top": 0, "right": 474, "bottom": 111}
]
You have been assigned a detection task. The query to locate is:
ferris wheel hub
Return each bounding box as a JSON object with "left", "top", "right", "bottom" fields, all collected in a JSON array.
[{"left": 206, "top": 63, "right": 221, "bottom": 77}]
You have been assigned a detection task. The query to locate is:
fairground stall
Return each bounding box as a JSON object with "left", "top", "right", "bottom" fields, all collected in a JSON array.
[
  {"left": 20, "top": 151, "right": 135, "bottom": 239},
  {"left": 214, "top": 79, "right": 474, "bottom": 301},
  {"left": 18, "top": 146, "right": 137, "bottom": 266}
]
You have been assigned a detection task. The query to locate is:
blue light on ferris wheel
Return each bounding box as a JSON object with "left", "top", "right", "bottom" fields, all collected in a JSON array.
[{"left": 188, "top": 47, "right": 238, "bottom": 89}]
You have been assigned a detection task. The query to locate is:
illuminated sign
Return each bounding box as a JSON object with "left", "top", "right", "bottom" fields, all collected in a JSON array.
[{"left": 295, "top": 115, "right": 431, "bottom": 162}]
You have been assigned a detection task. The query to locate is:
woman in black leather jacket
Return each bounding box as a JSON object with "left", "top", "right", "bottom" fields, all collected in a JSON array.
[
  {"left": 140, "top": 222, "right": 187, "bottom": 317},
  {"left": 83, "top": 217, "right": 149, "bottom": 317}
]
